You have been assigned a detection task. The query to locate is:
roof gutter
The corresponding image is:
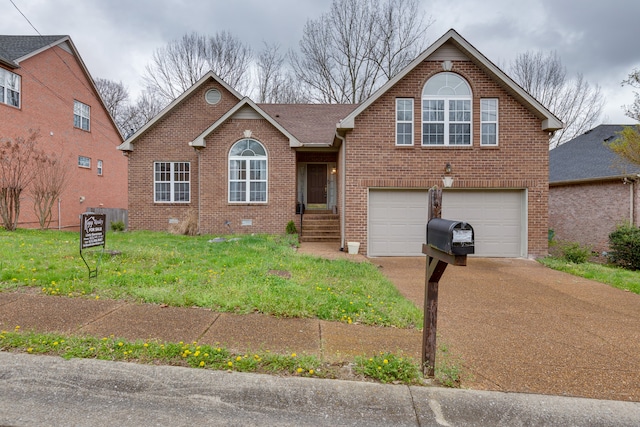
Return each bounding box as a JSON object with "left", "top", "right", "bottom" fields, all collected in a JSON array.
[{"left": 549, "top": 174, "right": 640, "bottom": 187}]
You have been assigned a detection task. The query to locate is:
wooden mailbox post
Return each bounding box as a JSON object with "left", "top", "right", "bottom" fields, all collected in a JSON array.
[{"left": 422, "top": 188, "right": 473, "bottom": 377}]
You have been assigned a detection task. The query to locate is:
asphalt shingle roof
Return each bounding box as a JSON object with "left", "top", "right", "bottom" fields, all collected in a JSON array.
[
  {"left": 549, "top": 124, "right": 640, "bottom": 183},
  {"left": 0, "top": 35, "right": 66, "bottom": 67},
  {"left": 259, "top": 104, "right": 358, "bottom": 145}
]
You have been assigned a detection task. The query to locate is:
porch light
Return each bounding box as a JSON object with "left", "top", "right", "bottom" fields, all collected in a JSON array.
[
  {"left": 442, "top": 163, "right": 453, "bottom": 188},
  {"left": 331, "top": 167, "right": 337, "bottom": 174}
]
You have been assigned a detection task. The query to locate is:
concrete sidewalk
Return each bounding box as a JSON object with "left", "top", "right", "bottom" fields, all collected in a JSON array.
[{"left": 2, "top": 351, "right": 640, "bottom": 426}]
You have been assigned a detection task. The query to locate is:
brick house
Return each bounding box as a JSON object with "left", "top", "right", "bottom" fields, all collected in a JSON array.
[
  {"left": 0, "top": 35, "right": 126, "bottom": 230},
  {"left": 119, "top": 29, "right": 561, "bottom": 257},
  {"left": 549, "top": 125, "right": 640, "bottom": 254}
]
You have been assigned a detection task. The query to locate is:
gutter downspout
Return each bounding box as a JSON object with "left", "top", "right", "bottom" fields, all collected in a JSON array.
[
  {"left": 335, "top": 131, "right": 346, "bottom": 251},
  {"left": 197, "top": 148, "right": 202, "bottom": 233}
]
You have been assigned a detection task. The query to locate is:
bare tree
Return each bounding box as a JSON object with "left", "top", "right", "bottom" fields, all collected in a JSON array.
[
  {"left": 290, "top": 0, "right": 430, "bottom": 103},
  {"left": 95, "top": 78, "right": 130, "bottom": 135},
  {"left": 373, "top": 0, "right": 432, "bottom": 80},
  {"left": 510, "top": 51, "right": 604, "bottom": 148},
  {"left": 206, "top": 31, "right": 253, "bottom": 94},
  {"left": 622, "top": 68, "right": 640, "bottom": 121},
  {"left": 121, "top": 89, "right": 165, "bottom": 137},
  {"left": 257, "top": 42, "right": 306, "bottom": 103},
  {"left": 31, "top": 153, "right": 68, "bottom": 229},
  {"left": 0, "top": 130, "right": 43, "bottom": 231},
  {"left": 143, "top": 31, "right": 252, "bottom": 103}
]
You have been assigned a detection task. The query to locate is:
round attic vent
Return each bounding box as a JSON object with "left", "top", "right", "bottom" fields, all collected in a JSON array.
[{"left": 205, "top": 89, "right": 221, "bottom": 105}]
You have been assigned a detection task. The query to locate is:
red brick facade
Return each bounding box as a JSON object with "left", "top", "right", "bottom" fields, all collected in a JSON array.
[
  {"left": 342, "top": 60, "right": 551, "bottom": 257},
  {"left": 550, "top": 180, "right": 640, "bottom": 253},
  {"left": 1, "top": 41, "right": 126, "bottom": 230},
  {"left": 123, "top": 31, "right": 555, "bottom": 258},
  {"left": 126, "top": 79, "right": 297, "bottom": 235}
]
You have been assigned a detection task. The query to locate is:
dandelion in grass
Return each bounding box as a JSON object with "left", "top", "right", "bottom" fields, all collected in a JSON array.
[
  {"left": 291, "top": 353, "right": 297, "bottom": 358},
  {"left": 227, "top": 361, "right": 233, "bottom": 367},
  {"left": 309, "top": 369, "right": 315, "bottom": 375},
  {"left": 383, "top": 359, "right": 389, "bottom": 364},
  {"left": 199, "top": 361, "right": 205, "bottom": 367},
  {"left": 27, "top": 347, "right": 33, "bottom": 353},
  {"left": 296, "top": 368, "right": 303, "bottom": 374}
]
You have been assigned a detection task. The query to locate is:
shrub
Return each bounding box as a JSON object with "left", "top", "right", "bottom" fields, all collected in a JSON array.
[
  {"left": 560, "top": 242, "right": 591, "bottom": 264},
  {"left": 110, "top": 220, "right": 125, "bottom": 232},
  {"left": 168, "top": 210, "right": 198, "bottom": 236},
  {"left": 608, "top": 224, "right": 640, "bottom": 270},
  {"left": 285, "top": 220, "right": 297, "bottom": 235}
]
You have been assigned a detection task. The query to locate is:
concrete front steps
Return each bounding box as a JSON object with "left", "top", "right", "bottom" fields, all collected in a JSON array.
[{"left": 300, "top": 211, "right": 340, "bottom": 242}]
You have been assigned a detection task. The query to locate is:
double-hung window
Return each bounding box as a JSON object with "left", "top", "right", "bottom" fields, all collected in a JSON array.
[
  {"left": 229, "top": 139, "right": 267, "bottom": 203},
  {"left": 0, "top": 68, "right": 21, "bottom": 108},
  {"left": 74, "top": 100, "right": 90, "bottom": 131},
  {"left": 154, "top": 162, "right": 190, "bottom": 203},
  {"left": 481, "top": 99, "right": 498, "bottom": 146},
  {"left": 396, "top": 98, "right": 414, "bottom": 145},
  {"left": 422, "top": 72, "right": 472, "bottom": 146}
]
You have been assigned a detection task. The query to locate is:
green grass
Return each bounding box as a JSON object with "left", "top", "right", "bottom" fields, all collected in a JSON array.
[
  {"left": 0, "top": 329, "right": 468, "bottom": 387},
  {"left": 0, "top": 229, "right": 422, "bottom": 328},
  {"left": 538, "top": 257, "right": 640, "bottom": 294}
]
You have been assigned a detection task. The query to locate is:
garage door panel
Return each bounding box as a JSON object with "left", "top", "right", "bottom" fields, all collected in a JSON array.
[
  {"left": 369, "top": 189, "right": 525, "bottom": 257},
  {"left": 443, "top": 190, "right": 524, "bottom": 257}
]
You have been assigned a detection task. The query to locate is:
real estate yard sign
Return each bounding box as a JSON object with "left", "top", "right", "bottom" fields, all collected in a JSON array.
[{"left": 80, "top": 213, "right": 106, "bottom": 278}]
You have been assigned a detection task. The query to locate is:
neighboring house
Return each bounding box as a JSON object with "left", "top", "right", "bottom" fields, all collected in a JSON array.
[
  {"left": 549, "top": 124, "right": 640, "bottom": 254},
  {"left": 119, "top": 29, "right": 561, "bottom": 257},
  {"left": 0, "top": 35, "right": 126, "bottom": 230}
]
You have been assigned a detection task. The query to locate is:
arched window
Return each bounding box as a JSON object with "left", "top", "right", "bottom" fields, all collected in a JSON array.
[
  {"left": 422, "top": 72, "right": 472, "bottom": 146},
  {"left": 228, "top": 139, "right": 267, "bottom": 203}
]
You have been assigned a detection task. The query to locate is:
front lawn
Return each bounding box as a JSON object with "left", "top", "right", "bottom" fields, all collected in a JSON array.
[
  {"left": 0, "top": 229, "right": 422, "bottom": 328},
  {"left": 538, "top": 257, "right": 640, "bottom": 294}
]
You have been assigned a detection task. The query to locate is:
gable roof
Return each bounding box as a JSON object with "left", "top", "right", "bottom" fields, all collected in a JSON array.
[
  {"left": 0, "top": 34, "right": 123, "bottom": 140},
  {"left": 189, "top": 97, "right": 304, "bottom": 148},
  {"left": 259, "top": 104, "right": 358, "bottom": 146},
  {"left": 0, "top": 35, "right": 67, "bottom": 68},
  {"left": 549, "top": 124, "right": 640, "bottom": 184},
  {"left": 338, "top": 29, "right": 563, "bottom": 133},
  {"left": 118, "top": 71, "right": 243, "bottom": 151}
]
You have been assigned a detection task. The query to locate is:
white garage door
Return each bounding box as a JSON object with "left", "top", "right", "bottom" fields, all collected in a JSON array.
[
  {"left": 368, "top": 190, "right": 428, "bottom": 256},
  {"left": 368, "top": 189, "right": 526, "bottom": 257},
  {"left": 442, "top": 190, "right": 525, "bottom": 257}
]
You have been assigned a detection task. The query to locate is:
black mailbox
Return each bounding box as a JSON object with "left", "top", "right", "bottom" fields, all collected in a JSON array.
[{"left": 427, "top": 218, "right": 474, "bottom": 255}]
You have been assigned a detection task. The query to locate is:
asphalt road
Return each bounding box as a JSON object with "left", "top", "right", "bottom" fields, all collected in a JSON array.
[{"left": 1, "top": 351, "right": 639, "bottom": 426}]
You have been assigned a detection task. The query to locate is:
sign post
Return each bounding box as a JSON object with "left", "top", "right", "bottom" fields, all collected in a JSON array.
[{"left": 79, "top": 213, "right": 106, "bottom": 278}]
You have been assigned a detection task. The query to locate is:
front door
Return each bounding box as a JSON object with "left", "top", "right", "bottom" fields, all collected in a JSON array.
[{"left": 307, "top": 164, "right": 327, "bottom": 206}]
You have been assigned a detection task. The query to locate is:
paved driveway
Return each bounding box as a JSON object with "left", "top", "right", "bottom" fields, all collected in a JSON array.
[{"left": 373, "top": 257, "right": 640, "bottom": 402}]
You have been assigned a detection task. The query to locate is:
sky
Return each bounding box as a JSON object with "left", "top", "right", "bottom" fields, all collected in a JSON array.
[{"left": 4, "top": 0, "right": 639, "bottom": 124}]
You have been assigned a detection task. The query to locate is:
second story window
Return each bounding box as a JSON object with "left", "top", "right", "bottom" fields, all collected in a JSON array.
[
  {"left": 0, "top": 68, "right": 21, "bottom": 108},
  {"left": 422, "top": 72, "right": 472, "bottom": 146},
  {"left": 74, "top": 100, "right": 90, "bottom": 131}
]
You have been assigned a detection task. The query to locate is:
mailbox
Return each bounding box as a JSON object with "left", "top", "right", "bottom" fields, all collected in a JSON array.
[{"left": 427, "top": 218, "right": 474, "bottom": 255}]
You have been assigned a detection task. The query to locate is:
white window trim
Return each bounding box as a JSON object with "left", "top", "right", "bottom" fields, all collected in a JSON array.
[
  {"left": 480, "top": 98, "right": 499, "bottom": 146},
  {"left": 228, "top": 139, "right": 268, "bottom": 204},
  {"left": 421, "top": 72, "right": 473, "bottom": 147},
  {"left": 154, "top": 161, "right": 191, "bottom": 203},
  {"left": 74, "top": 100, "right": 91, "bottom": 131},
  {"left": 97, "top": 160, "right": 103, "bottom": 176},
  {"left": 0, "top": 68, "right": 21, "bottom": 108},
  {"left": 395, "top": 98, "right": 414, "bottom": 146}
]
